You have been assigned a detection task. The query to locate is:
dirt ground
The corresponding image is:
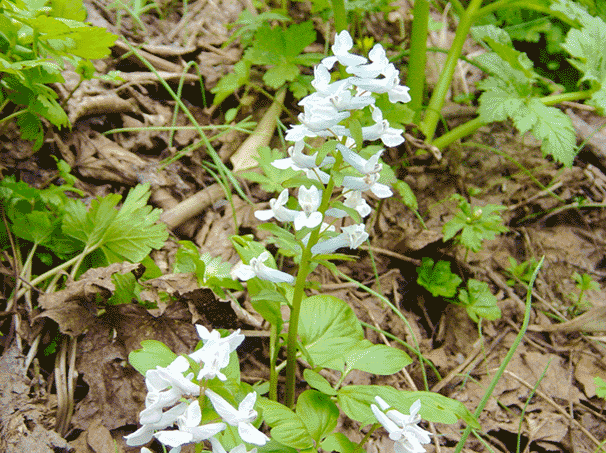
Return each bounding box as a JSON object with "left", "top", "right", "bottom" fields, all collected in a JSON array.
[{"left": 2, "top": 1, "right": 606, "bottom": 452}]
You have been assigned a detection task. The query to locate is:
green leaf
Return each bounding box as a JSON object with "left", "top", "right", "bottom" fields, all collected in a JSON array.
[
  {"left": 443, "top": 196, "right": 508, "bottom": 252},
  {"left": 257, "top": 398, "right": 315, "bottom": 449},
  {"left": 303, "top": 369, "right": 337, "bottom": 396},
  {"left": 320, "top": 433, "right": 357, "bottom": 453},
  {"left": 595, "top": 376, "right": 606, "bottom": 398},
  {"left": 416, "top": 257, "right": 462, "bottom": 298},
  {"left": 13, "top": 211, "right": 54, "bottom": 245},
  {"left": 239, "top": 146, "right": 299, "bottom": 193},
  {"left": 128, "top": 340, "right": 177, "bottom": 376},
  {"left": 63, "top": 184, "right": 168, "bottom": 264},
  {"left": 296, "top": 390, "right": 339, "bottom": 444},
  {"left": 394, "top": 180, "right": 418, "bottom": 210},
  {"left": 243, "top": 21, "right": 317, "bottom": 89},
  {"left": 337, "top": 385, "right": 479, "bottom": 428},
  {"left": 344, "top": 340, "right": 412, "bottom": 375},
  {"left": 458, "top": 279, "right": 501, "bottom": 322},
  {"left": 211, "top": 60, "right": 250, "bottom": 105},
  {"left": 298, "top": 295, "right": 365, "bottom": 371}
]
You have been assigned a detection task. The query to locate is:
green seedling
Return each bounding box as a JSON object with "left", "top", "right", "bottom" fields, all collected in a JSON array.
[
  {"left": 457, "top": 279, "right": 501, "bottom": 323},
  {"left": 506, "top": 257, "right": 540, "bottom": 286},
  {"left": 567, "top": 271, "right": 599, "bottom": 314},
  {"left": 443, "top": 194, "right": 508, "bottom": 260},
  {"left": 416, "top": 257, "right": 462, "bottom": 298}
]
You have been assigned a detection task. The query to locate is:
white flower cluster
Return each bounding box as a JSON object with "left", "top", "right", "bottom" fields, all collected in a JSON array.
[
  {"left": 233, "top": 31, "right": 411, "bottom": 283},
  {"left": 125, "top": 325, "right": 268, "bottom": 453},
  {"left": 371, "top": 397, "right": 432, "bottom": 453}
]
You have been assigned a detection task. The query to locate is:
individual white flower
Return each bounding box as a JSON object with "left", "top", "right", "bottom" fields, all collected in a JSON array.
[
  {"left": 361, "top": 106, "right": 405, "bottom": 147},
  {"left": 154, "top": 401, "right": 226, "bottom": 453},
  {"left": 210, "top": 437, "right": 258, "bottom": 453},
  {"left": 294, "top": 185, "right": 323, "bottom": 230},
  {"left": 272, "top": 140, "right": 335, "bottom": 171},
  {"left": 189, "top": 326, "right": 245, "bottom": 381},
  {"left": 232, "top": 251, "right": 294, "bottom": 284},
  {"left": 311, "top": 224, "right": 369, "bottom": 255},
  {"left": 352, "top": 64, "right": 412, "bottom": 104},
  {"left": 346, "top": 43, "right": 390, "bottom": 79},
  {"left": 337, "top": 143, "right": 384, "bottom": 175},
  {"left": 254, "top": 189, "right": 298, "bottom": 223},
  {"left": 342, "top": 172, "right": 393, "bottom": 198},
  {"left": 304, "top": 167, "right": 331, "bottom": 184},
  {"left": 371, "top": 397, "right": 431, "bottom": 453},
  {"left": 205, "top": 390, "right": 270, "bottom": 446},
  {"left": 125, "top": 402, "right": 188, "bottom": 446},
  {"left": 325, "top": 190, "right": 371, "bottom": 218},
  {"left": 321, "top": 30, "right": 368, "bottom": 69},
  {"left": 156, "top": 356, "right": 200, "bottom": 396},
  {"left": 298, "top": 96, "right": 351, "bottom": 131}
]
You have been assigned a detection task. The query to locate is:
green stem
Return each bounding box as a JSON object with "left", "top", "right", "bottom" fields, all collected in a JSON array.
[
  {"left": 475, "top": 0, "right": 578, "bottom": 27},
  {"left": 284, "top": 156, "right": 341, "bottom": 409},
  {"left": 453, "top": 256, "right": 545, "bottom": 453},
  {"left": 352, "top": 424, "right": 379, "bottom": 453},
  {"left": 419, "top": 0, "right": 484, "bottom": 141},
  {"left": 431, "top": 89, "right": 594, "bottom": 150},
  {"left": 331, "top": 0, "right": 347, "bottom": 33},
  {"left": 407, "top": 0, "right": 430, "bottom": 123},
  {"left": 269, "top": 323, "right": 278, "bottom": 401}
]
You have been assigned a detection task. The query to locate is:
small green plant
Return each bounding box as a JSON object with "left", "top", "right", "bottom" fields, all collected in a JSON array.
[
  {"left": 212, "top": 20, "right": 323, "bottom": 104},
  {"left": 567, "top": 271, "right": 599, "bottom": 314},
  {"left": 416, "top": 257, "right": 462, "bottom": 298},
  {"left": 416, "top": 257, "right": 500, "bottom": 323},
  {"left": 457, "top": 279, "right": 501, "bottom": 323},
  {"left": 107, "top": 0, "right": 163, "bottom": 32},
  {"left": 506, "top": 257, "right": 540, "bottom": 286},
  {"left": 442, "top": 194, "right": 508, "bottom": 259},
  {"left": 595, "top": 376, "right": 606, "bottom": 399},
  {"left": 0, "top": 0, "right": 118, "bottom": 149}
]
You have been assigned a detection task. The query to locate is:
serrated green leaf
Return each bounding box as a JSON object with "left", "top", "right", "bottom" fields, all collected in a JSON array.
[
  {"left": 263, "top": 62, "right": 300, "bottom": 88},
  {"left": 394, "top": 180, "right": 417, "bottom": 210},
  {"left": 458, "top": 279, "right": 501, "bottom": 322},
  {"left": 416, "top": 257, "right": 462, "bottom": 298},
  {"left": 63, "top": 184, "right": 168, "bottom": 264},
  {"left": 211, "top": 60, "right": 250, "bottom": 105}
]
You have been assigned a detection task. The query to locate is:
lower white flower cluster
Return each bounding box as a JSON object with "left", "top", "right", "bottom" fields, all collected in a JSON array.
[
  {"left": 125, "top": 325, "right": 267, "bottom": 453},
  {"left": 127, "top": 327, "right": 431, "bottom": 453}
]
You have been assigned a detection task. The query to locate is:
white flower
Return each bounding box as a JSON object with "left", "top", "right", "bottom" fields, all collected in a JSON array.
[
  {"left": 232, "top": 251, "right": 294, "bottom": 284},
  {"left": 371, "top": 397, "right": 431, "bottom": 453},
  {"left": 351, "top": 64, "right": 412, "bottom": 104},
  {"left": 210, "top": 438, "right": 258, "bottom": 453},
  {"left": 255, "top": 189, "right": 297, "bottom": 223},
  {"left": 346, "top": 43, "right": 390, "bottom": 79},
  {"left": 321, "top": 30, "right": 367, "bottom": 69},
  {"left": 325, "top": 190, "right": 371, "bottom": 218},
  {"left": 189, "top": 326, "right": 245, "bottom": 381},
  {"left": 205, "top": 390, "right": 270, "bottom": 446},
  {"left": 125, "top": 402, "right": 188, "bottom": 446},
  {"left": 361, "top": 106, "right": 405, "bottom": 147},
  {"left": 294, "top": 185, "right": 323, "bottom": 230},
  {"left": 342, "top": 172, "right": 393, "bottom": 198},
  {"left": 311, "top": 224, "right": 369, "bottom": 255},
  {"left": 154, "top": 401, "right": 226, "bottom": 453},
  {"left": 304, "top": 167, "right": 331, "bottom": 184},
  {"left": 337, "top": 143, "right": 384, "bottom": 175},
  {"left": 272, "top": 140, "right": 335, "bottom": 171}
]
